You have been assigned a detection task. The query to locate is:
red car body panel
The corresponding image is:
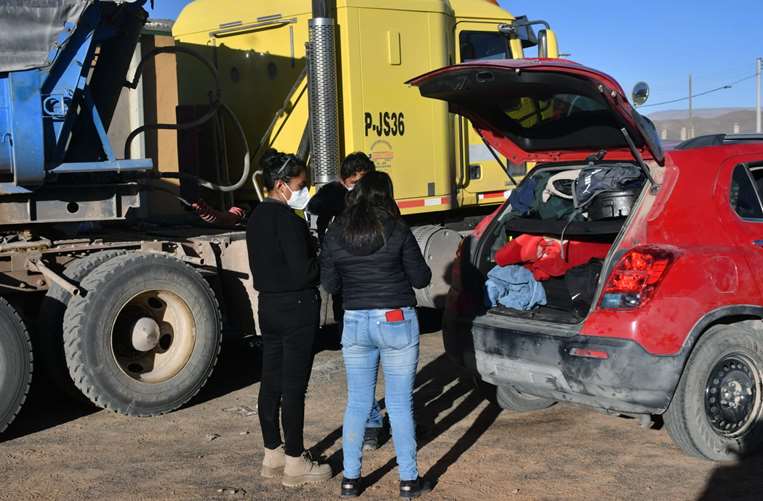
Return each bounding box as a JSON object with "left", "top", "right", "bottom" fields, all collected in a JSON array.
[
  {"left": 424, "top": 58, "right": 763, "bottom": 421},
  {"left": 569, "top": 145, "right": 763, "bottom": 355}
]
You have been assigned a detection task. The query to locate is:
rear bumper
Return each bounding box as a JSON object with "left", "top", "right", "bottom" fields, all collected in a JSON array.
[{"left": 443, "top": 311, "right": 685, "bottom": 414}]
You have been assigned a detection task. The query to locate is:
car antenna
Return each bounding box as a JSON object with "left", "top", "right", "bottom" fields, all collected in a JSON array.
[
  {"left": 620, "top": 127, "right": 659, "bottom": 192},
  {"left": 475, "top": 129, "right": 519, "bottom": 186}
]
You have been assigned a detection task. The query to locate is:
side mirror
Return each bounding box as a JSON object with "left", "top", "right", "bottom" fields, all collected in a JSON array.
[
  {"left": 632, "top": 81, "right": 650, "bottom": 107},
  {"left": 537, "top": 29, "right": 559, "bottom": 59}
]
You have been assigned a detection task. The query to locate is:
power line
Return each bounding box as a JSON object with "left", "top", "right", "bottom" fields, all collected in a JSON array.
[{"left": 641, "top": 73, "right": 756, "bottom": 108}]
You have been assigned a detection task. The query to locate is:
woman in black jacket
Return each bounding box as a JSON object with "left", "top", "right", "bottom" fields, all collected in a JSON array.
[
  {"left": 320, "top": 171, "right": 432, "bottom": 498},
  {"left": 246, "top": 149, "right": 331, "bottom": 487}
]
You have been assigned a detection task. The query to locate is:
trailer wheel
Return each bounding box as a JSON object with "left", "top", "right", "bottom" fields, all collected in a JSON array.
[
  {"left": 63, "top": 252, "right": 222, "bottom": 416},
  {"left": 665, "top": 324, "right": 763, "bottom": 461},
  {"left": 0, "top": 298, "right": 32, "bottom": 433},
  {"left": 496, "top": 385, "right": 556, "bottom": 412},
  {"left": 37, "top": 250, "right": 126, "bottom": 402}
]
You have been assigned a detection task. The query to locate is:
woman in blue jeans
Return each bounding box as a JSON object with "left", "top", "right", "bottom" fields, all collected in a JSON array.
[{"left": 320, "top": 171, "right": 432, "bottom": 498}]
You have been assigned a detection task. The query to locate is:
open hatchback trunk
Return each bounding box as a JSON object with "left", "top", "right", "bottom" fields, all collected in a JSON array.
[
  {"left": 409, "top": 59, "right": 663, "bottom": 324},
  {"left": 475, "top": 163, "right": 647, "bottom": 324}
]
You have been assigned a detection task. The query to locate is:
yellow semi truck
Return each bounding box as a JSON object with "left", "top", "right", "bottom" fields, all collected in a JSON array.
[{"left": 172, "top": 0, "right": 558, "bottom": 306}]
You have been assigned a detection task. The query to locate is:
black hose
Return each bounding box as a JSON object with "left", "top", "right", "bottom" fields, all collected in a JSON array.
[
  {"left": 123, "top": 45, "right": 250, "bottom": 193},
  {"left": 195, "top": 102, "right": 250, "bottom": 193},
  {"left": 124, "top": 45, "right": 220, "bottom": 96},
  {"left": 123, "top": 100, "right": 221, "bottom": 159}
]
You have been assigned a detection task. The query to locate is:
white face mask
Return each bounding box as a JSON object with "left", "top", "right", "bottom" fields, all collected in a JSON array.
[
  {"left": 346, "top": 184, "right": 355, "bottom": 192},
  {"left": 284, "top": 184, "right": 310, "bottom": 210}
]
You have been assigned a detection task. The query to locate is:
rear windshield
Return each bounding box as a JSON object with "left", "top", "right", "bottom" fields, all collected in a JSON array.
[
  {"left": 502, "top": 93, "right": 608, "bottom": 130},
  {"left": 418, "top": 69, "right": 647, "bottom": 153}
]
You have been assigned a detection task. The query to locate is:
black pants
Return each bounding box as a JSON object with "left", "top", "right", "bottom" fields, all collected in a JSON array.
[{"left": 257, "top": 288, "right": 321, "bottom": 457}]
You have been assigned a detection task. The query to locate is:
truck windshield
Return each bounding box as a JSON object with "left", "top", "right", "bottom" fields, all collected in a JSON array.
[{"left": 460, "top": 31, "right": 512, "bottom": 62}]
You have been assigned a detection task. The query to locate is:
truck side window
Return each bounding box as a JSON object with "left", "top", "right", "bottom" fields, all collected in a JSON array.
[
  {"left": 730, "top": 164, "right": 763, "bottom": 220},
  {"left": 459, "top": 31, "right": 512, "bottom": 62}
]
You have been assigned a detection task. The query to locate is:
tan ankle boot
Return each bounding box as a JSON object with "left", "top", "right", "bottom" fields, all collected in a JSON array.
[
  {"left": 282, "top": 452, "right": 332, "bottom": 487},
  {"left": 261, "top": 445, "right": 285, "bottom": 478}
]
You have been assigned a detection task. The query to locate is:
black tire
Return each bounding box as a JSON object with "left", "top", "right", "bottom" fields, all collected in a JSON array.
[
  {"left": 63, "top": 252, "right": 222, "bottom": 416},
  {"left": 496, "top": 384, "right": 556, "bottom": 412},
  {"left": 665, "top": 323, "right": 763, "bottom": 461},
  {"left": 0, "top": 298, "right": 32, "bottom": 433},
  {"left": 37, "top": 250, "right": 126, "bottom": 402}
]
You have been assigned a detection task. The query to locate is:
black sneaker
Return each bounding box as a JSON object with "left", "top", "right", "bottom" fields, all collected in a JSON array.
[
  {"left": 341, "top": 477, "right": 361, "bottom": 497},
  {"left": 399, "top": 477, "right": 432, "bottom": 498},
  {"left": 362, "top": 427, "right": 381, "bottom": 451}
]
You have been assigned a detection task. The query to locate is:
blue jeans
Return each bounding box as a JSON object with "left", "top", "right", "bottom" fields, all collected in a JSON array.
[{"left": 341, "top": 308, "right": 420, "bottom": 481}]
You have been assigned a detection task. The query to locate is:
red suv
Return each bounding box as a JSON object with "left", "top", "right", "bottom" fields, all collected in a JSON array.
[{"left": 410, "top": 59, "right": 763, "bottom": 461}]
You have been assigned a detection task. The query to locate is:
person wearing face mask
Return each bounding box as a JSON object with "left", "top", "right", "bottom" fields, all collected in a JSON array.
[
  {"left": 246, "top": 149, "right": 331, "bottom": 487},
  {"left": 305, "top": 152, "right": 385, "bottom": 451},
  {"left": 307, "top": 152, "right": 376, "bottom": 244}
]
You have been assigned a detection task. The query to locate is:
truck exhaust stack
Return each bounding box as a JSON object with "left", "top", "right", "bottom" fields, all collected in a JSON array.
[{"left": 308, "top": 0, "right": 340, "bottom": 185}]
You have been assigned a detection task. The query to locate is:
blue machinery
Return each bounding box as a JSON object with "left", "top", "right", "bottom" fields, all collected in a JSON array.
[
  {"left": 0, "top": 0, "right": 251, "bottom": 225},
  {"left": 0, "top": 0, "right": 152, "bottom": 224}
]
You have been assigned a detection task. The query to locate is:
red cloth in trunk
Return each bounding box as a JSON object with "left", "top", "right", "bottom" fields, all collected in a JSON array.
[{"left": 495, "top": 234, "right": 610, "bottom": 281}]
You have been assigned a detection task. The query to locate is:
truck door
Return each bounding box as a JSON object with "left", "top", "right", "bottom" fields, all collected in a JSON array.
[{"left": 454, "top": 22, "right": 521, "bottom": 205}]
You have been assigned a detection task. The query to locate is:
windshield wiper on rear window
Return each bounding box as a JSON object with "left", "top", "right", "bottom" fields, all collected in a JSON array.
[{"left": 620, "top": 127, "right": 659, "bottom": 191}]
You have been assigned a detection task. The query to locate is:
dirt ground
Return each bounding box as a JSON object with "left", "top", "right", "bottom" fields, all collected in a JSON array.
[{"left": 1, "top": 323, "right": 761, "bottom": 501}]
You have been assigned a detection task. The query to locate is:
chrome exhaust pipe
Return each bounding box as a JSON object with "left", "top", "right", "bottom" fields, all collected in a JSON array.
[{"left": 307, "top": 0, "right": 340, "bottom": 185}]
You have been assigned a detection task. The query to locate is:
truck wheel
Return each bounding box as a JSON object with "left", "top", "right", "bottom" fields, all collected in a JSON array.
[
  {"left": 0, "top": 298, "right": 32, "bottom": 433},
  {"left": 63, "top": 252, "right": 222, "bottom": 416},
  {"left": 665, "top": 324, "right": 763, "bottom": 461},
  {"left": 37, "top": 250, "right": 126, "bottom": 402},
  {"left": 496, "top": 385, "right": 556, "bottom": 412}
]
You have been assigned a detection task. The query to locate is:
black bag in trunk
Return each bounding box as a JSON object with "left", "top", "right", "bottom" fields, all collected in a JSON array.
[
  {"left": 564, "top": 259, "right": 604, "bottom": 317},
  {"left": 574, "top": 164, "right": 643, "bottom": 210}
]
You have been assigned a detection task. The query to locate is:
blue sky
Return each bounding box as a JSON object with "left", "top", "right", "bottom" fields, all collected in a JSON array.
[
  {"left": 502, "top": 0, "right": 762, "bottom": 113},
  {"left": 148, "top": 0, "right": 762, "bottom": 113}
]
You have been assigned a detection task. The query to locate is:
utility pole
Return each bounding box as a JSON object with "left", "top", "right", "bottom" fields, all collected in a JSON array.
[
  {"left": 756, "top": 57, "right": 761, "bottom": 133},
  {"left": 688, "top": 74, "right": 694, "bottom": 139}
]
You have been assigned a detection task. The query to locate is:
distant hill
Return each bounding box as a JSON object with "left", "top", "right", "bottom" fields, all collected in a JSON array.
[
  {"left": 648, "top": 108, "right": 752, "bottom": 121},
  {"left": 648, "top": 108, "right": 757, "bottom": 141}
]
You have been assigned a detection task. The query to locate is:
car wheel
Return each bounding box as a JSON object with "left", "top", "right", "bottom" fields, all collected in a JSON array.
[
  {"left": 665, "top": 323, "right": 763, "bottom": 461},
  {"left": 0, "top": 298, "right": 32, "bottom": 433},
  {"left": 496, "top": 384, "right": 556, "bottom": 412},
  {"left": 63, "top": 252, "right": 222, "bottom": 416}
]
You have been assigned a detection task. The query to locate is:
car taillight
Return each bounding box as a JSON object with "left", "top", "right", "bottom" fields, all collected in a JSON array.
[{"left": 600, "top": 246, "right": 675, "bottom": 309}]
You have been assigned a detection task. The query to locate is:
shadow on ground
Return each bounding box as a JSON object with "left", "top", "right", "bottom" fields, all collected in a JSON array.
[
  {"left": 1, "top": 376, "right": 98, "bottom": 443},
  {"left": 185, "top": 336, "right": 263, "bottom": 407},
  {"left": 698, "top": 452, "right": 763, "bottom": 501},
  {"left": 311, "top": 354, "right": 500, "bottom": 493},
  {"left": 2, "top": 336, "right": 263, "bottom": 442}
]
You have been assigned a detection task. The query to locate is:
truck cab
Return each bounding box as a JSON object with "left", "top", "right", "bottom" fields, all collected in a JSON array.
[
  {"left": 171, "top": 0, "right": 558, "bottom": 217},
  {"left": 451, "top": 0, "right": 559, "bottom": 210}
]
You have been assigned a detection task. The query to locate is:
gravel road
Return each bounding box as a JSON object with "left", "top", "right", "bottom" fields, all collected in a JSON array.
[{"left": 1, "top": 327, "right": 760, "bottom": 501}]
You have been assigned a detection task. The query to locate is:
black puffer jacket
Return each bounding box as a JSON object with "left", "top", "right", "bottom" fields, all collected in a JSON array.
[{"left": 320, "top": 217, "right": 431, "bottom": 310}]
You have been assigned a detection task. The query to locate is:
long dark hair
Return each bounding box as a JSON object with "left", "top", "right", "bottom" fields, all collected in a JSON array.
[{"left": 340, "top": 171, "right": 400, "bottom": 250}]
